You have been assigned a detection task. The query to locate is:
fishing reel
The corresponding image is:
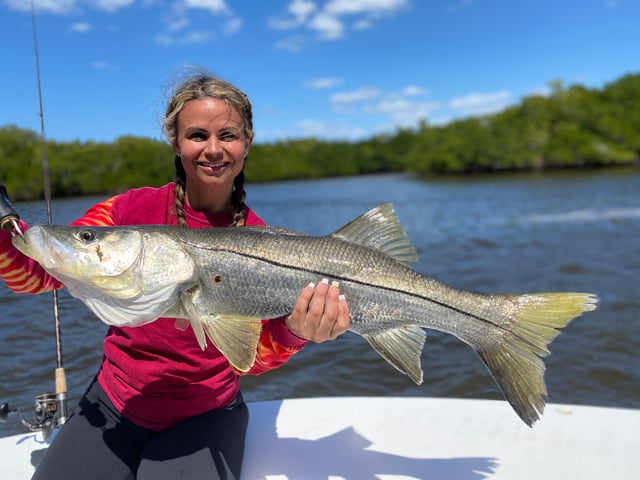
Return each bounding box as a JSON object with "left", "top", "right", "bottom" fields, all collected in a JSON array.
[{"left": 0, "top": 393, "right": 60, "bottom": 439}]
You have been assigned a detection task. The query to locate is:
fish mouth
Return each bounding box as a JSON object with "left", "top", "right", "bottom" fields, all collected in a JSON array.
[
  {"left": 11, "top": 234, "right": 31, "bottom": 257},
  {"left": 34, "top": 230, "right": 66, "bottom": 269},
  {"left": 12, "top": 225, "right": 64, "bottom": 268}
]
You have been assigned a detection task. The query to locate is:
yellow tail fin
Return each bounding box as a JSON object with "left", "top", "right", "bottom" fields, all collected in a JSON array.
[{"left": 478, "top": 292, "right": 597, "bottom": 427}]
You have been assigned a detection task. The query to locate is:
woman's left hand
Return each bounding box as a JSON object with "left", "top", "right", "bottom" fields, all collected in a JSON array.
[{"left": 285, "top": 279, "right": 350, "bottom": 343}]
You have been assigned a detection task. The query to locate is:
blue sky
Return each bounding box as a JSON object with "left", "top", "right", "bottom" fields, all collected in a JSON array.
[{"left": 0, "top": 0, "right": 637, "bottom": 145}]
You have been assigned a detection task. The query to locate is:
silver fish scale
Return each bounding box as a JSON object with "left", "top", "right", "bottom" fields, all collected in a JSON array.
[{"left": 176, "top": 227, "right": 505, "bottom": 347}]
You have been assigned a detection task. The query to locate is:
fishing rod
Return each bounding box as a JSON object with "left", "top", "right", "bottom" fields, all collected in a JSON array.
[
  {"left": 0, "top": 1, "right": 68, "bottom": 438},
  {"left": 30, "top": 0, "right": 68, "bottom": 430},
  {"left": 37, "top": 1, "right": 69, "bottom": 429},
  {"left": 23, "top": 0, "right": 68, "bottom": 436}
]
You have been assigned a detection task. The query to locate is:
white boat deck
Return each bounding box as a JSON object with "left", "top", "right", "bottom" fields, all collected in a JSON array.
[{"left": 1, "top": 397, "right": 638, "bottom": 479}]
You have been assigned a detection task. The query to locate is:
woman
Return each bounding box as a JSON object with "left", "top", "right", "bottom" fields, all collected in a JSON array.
[{"left": 0, "top": 72, "right": 350, "bottom": 479}]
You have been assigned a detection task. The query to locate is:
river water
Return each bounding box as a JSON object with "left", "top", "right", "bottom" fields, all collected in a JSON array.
[{"left": 1, "top": 168, "right": 639, "bottom": 436}]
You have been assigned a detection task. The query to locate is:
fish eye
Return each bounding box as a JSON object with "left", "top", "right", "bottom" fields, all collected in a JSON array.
[{"left": 78, "top": 229, "right": 96, "bottom": 242}]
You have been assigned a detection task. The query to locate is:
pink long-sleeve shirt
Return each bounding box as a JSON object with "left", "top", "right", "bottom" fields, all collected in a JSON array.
[{"left": 0, "top": 183, "right": 306, "bottom": 430}]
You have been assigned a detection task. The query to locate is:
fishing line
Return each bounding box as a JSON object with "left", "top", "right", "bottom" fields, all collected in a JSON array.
[{"left": 30, "top": 0, "right": 68, "bottom": 426}]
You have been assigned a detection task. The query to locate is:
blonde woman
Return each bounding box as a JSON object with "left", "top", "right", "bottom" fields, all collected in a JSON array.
[{"left": 0, "top": 71, "right": 350, "bottom": 480}]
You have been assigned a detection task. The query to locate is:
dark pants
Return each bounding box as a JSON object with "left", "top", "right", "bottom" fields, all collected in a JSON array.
[{"left": 32, "top": 379, "right": 249, "bottom": 480}]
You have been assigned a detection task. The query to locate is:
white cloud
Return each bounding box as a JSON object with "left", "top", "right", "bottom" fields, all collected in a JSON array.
[
  {"left": 90, "top": 0, "right": 135, "bottom": 12},
  {"left": 402, "top": 85, "right": 428, "bottom": 96},
  {"left": 294, "top": 118, "right": 368, "bottom": 140},
  {"left": 305, "top": 77, "right": 344, "bottom": 89},
  {"left": 8, "top": 0, "right": 135, "bottom": 14},
  {"left": 269, "top": 0, "right": 317, "bottom": 30},
  {"left": 325, "top": 0, "right": 409, "bottom": 16},
  {"left": 289, "top": 0, "right": 317, "bottom": 22},
  {"left": 183, "top": 31, "right": 212, "bottom": 43},
  {"left": 324, "top": 82, "right": 439, "bottom": 135},
  {"left": 308, "top": 11, "right": 344, "bottom": 39},
  {"left": 527, "top": 86, "right": 551, "bottom": 98},
  {"left": 353, "top": 17, "right": 374, "bottom": 30},
  {"left": 331, "top": 87, "right": 381, "bottom": 103},
  {"left": 6, "top": 0, "right": 76, "bottom": 14},
  {"left": 223, "top": 17, "right": 243, "bottom": 35},
  {"left": 449, "top": 90, "right": 511, "bottom": 115},
  {"left": 367, "top": 98, "right": 441, "bottom": 124},
  {"left": 184, "top": 0, "right": 229, "bottom": 14},
  {"left": 330, "top": 84, "right": 429, "bottom": 115},
  {"left": 157, "top": 0, "right": 240, "bottom": 44},
  {"left": 274, "top": 34, "right": 306, "bottom": 52},
  {"left": 269, "top": 0, "right": 410, "bottom": 43},
  {"left": 71, "top": 22, "right": 92, "bottom": 33},
  {"left": 155, "top": 30, "right": 212, "bottom": 46},
  {"left": 167, "top": 17, "right": 189, "bottom": 32}
]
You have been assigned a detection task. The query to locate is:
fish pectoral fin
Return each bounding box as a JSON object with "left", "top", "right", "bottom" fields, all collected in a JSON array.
[
  {"left": 364, "top": 325, "right": 426, "bottom": 385},
  {"left": 179, "top": 288, "right": 210, "bottom": 351},
  {"left": 200, "top": 315, "right": 263, "bottom": 372},
  {"left": 331, "top": 203, "right": 418, "bottom": 265}
]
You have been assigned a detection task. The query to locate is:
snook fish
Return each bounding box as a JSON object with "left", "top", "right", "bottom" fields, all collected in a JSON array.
[{"left": 13, "top": 204, "right": 597, "bottom": 426}]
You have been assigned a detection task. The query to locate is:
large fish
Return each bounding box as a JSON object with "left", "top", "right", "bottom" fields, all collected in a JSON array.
[{"left": 12, "top": 204, "right": 596, "bottom": 426}]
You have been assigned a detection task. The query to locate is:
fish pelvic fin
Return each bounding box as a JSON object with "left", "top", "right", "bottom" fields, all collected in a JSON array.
[
  {"left": 364, "top": 326, "right": 427, "bottom": 384},
  {"left": 478, "top": 292, "right": 598, "bottom": 427},
  {"left": 332, "top": 203, "right": 418, "bottom": 265},
  {"left": 200, "top": 315, "right": 263, "bottom": 372}
]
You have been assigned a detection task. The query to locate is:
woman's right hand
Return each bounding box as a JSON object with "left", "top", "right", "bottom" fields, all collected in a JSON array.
[{"left": 285, "top": 279, "right": 351, "bottom": 343}]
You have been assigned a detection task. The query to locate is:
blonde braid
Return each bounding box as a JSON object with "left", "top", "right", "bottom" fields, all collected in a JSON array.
[
  {"left": 231, "top": 170, "right": 247, "bottom": 226},
  {"left": 173, "top": 155, "right": 188, "bottom": 227}
]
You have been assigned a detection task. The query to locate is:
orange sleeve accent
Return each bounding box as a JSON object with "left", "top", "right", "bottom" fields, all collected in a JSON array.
[
  {"left": 237, "top": 318, "right": 306, "bottom": 376},
  {"left": 70, "top": 196, "right": 118, "bottom": 227}
]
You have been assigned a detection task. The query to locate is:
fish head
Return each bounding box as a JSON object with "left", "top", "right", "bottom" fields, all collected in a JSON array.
[{"left": 13, "top": 224, "right": 145, "bottom": 298}]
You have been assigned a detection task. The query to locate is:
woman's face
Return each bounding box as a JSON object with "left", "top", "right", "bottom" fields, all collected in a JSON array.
[{"left": 174, "top": 97, "right": 250, "bottom": 205}]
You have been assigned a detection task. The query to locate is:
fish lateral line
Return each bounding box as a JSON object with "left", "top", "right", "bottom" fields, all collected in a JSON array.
[{"left": 184, "top": 244, "right": 503, "bottom": 330}]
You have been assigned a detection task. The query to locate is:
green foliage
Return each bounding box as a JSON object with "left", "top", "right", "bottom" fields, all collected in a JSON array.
[
  {"left": 2, "top": 73, "right": 639, "bottom": 200},
  {"left": 0, "top": 126, "right": 42, "bottom": 199}
]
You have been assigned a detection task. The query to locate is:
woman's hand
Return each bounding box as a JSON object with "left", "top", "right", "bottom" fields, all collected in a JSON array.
[{"left": 285, "top": 279, "right": 350, "bottom": 343}]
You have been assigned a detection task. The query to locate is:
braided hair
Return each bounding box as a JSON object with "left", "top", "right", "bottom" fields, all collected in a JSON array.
[{"left": 163, "top": 70, "right": 254, "bottom": 227}]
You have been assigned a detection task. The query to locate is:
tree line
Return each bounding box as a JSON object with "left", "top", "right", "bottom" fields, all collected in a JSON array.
[{"left": 1, "top": 72, "right": 639, "bottom": 201}]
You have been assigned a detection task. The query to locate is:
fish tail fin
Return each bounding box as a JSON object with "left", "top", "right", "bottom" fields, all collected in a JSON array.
[{"left": 478, "top": 292, "right": 597, "bottom": 427}]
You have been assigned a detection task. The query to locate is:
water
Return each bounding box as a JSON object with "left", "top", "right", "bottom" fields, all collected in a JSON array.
[{"left": 1, "top": 168, "right": 639, "bottom": 436}]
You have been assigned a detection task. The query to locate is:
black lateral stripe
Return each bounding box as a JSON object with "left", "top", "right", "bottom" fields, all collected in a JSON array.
[{"left": 189, "top": 243, "right": 498, "bottom": 327}]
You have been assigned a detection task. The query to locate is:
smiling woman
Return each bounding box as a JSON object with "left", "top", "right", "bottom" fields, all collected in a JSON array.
[
  {"left": 0, "top": 69, "right": 351, "bottom": 480},
  {"left": 173, "top": 97, "right": 250, "bottom": 213},
  {"left": 162, "top": 73, "right": 256, "bottom": 225}
]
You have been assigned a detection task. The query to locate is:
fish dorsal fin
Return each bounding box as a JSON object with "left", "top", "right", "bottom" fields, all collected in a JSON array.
[
  {"left": 363, "top": 326, "right": 426, "bottom": 385},
  {"left": 200, "top": 315, "right": 263, "bottom": 372},
  {"left": 331, "top": 203, "right": 418, "bottom": 264}
]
